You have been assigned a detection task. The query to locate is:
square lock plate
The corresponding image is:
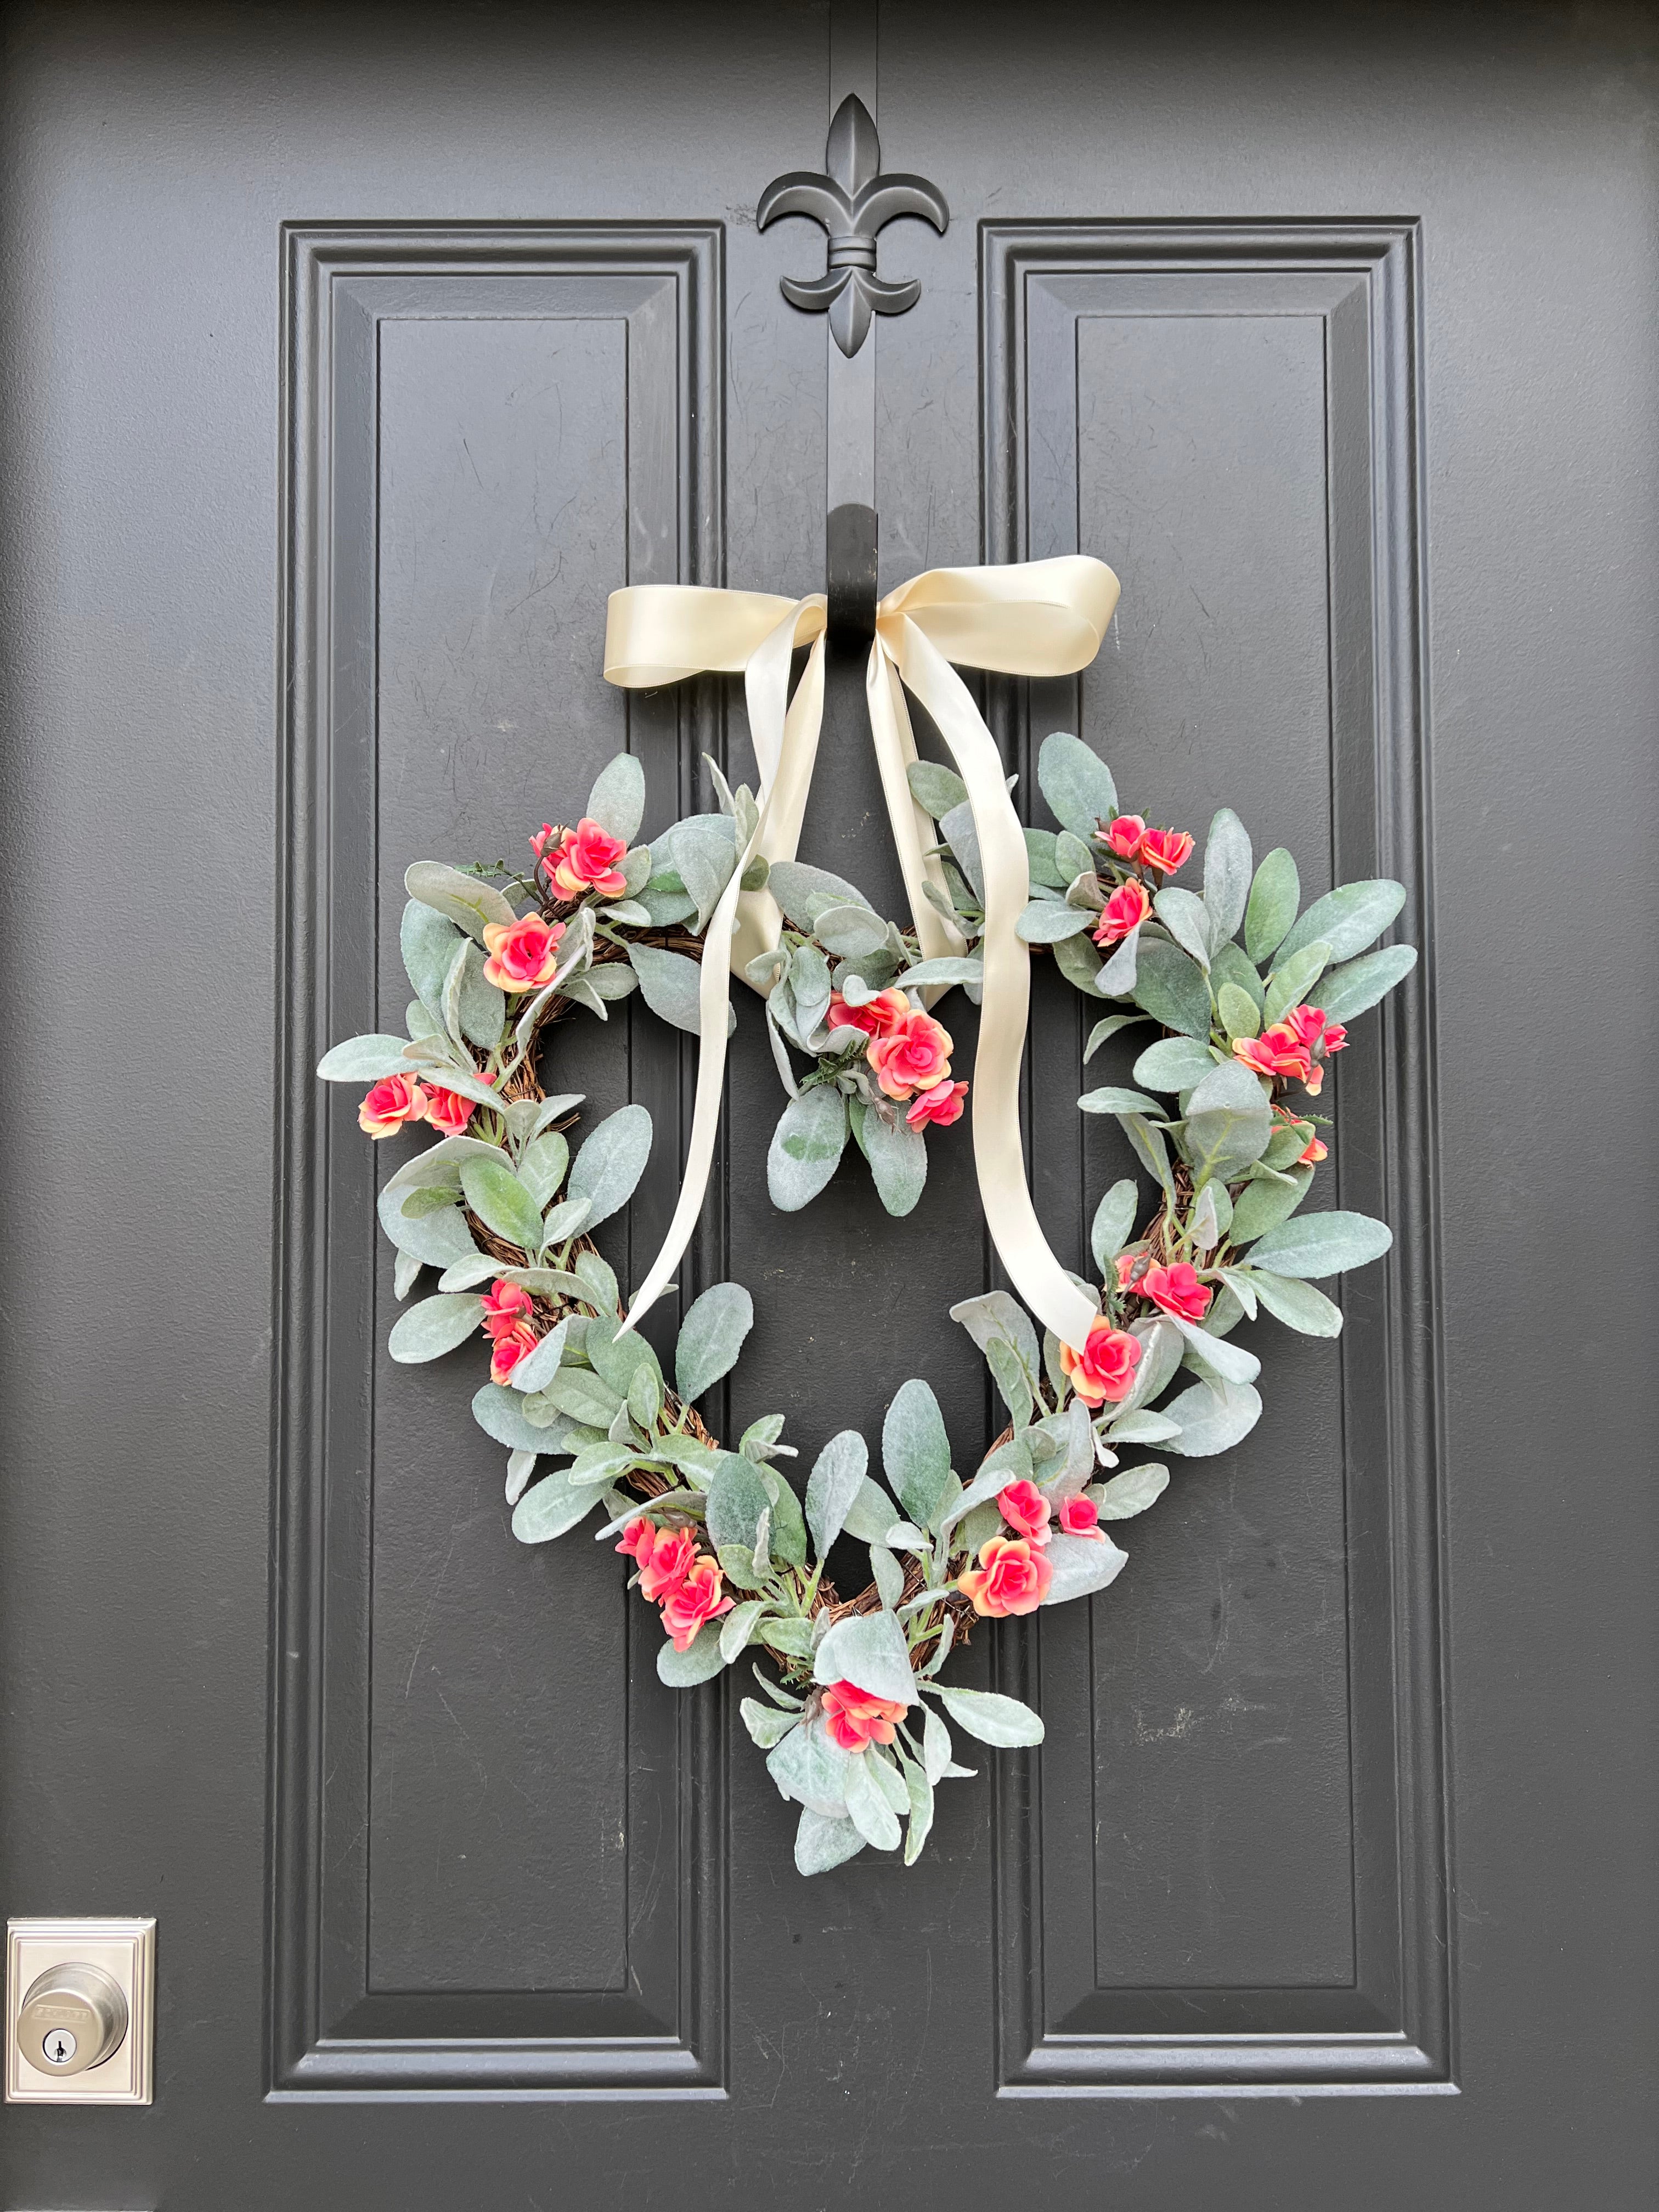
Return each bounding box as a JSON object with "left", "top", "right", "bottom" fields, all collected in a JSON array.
[{"left": 5, "top": 1917, "right": 155, "bottom": 2104}]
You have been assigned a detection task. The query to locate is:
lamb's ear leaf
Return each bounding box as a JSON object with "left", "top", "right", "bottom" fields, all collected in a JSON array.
[
  {"left": 1037, "top": 731, "right": 1117, "bottom": 836},
  {"left": 1243, "top": 1209, "right": 1392, "bottom": 1279},
  {"left": 766, "top": 1086, "right": 848, "bottom": 1212},
  {"left": 1201, "top": 807, "right": 1253, "bottom": 945},
  {"left": 387, "top": 1294, "right": 483, "bottom": 1363},
  {"left": 675, "top": 1282, "right": 755, "bottom": 1402},
  {"left": 656, "top": 1628, "right": 731, "bottom": 1686},
  {"left": 805, "top": 1430, "right": 870, "bottom": 1558},
  {"left": 795, "top": 1808, "right": 867, "bottom": 1875},
  {"left": 404, "top": 861, "right": 517, "bottom": 940},
  {"left": 864, "top": 1110, "right": 928, "bottom": 1217},
  {"left": 584, "top": 752, "right": 646, "bottom": 843},
  {"left": 567, "top": 1104, "right": 653, "bottom": 1229},
  {"left": 1316, "top": 942, "right": 1418, "bottom": 1022},
  {"left": 1244, "top": 848, "right": 1300, "bottom": 964},
  {"left": 1277, "top": 879, "right": 1407, "bottom": 967},
  {"left": 882, "top": 1378, "right": 953, "bottom": 1531},
  {"left": 933, "top": 1685, "right": 1045, "bottom": 1747},
  {"left": 318, "top": 1035, "right": 415, "bottom": 1082}
]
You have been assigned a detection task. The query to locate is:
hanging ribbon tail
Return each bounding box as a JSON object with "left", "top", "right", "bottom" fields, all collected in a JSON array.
[
  {"left": 874, "top": 556, "right": 1121, "bottom": 1352},
  {"left": 603, "top": 588, "right": 826, "bottom": 1338}
]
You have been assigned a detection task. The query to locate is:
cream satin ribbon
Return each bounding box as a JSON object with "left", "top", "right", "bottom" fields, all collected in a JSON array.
[{"left": 603, "top": 556, "right": 1120, "bottom": 1353}]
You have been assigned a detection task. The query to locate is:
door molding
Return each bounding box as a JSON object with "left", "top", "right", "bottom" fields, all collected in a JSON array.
[
  {"left": 268, "top": 223, "right": 727, "bottom": 2096},
  {"left": 982, "top": 219, "right": 1453, "bottom": 2093}
]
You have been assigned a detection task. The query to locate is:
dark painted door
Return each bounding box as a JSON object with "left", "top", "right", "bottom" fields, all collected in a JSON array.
[{"left": 2, "top": 2, "right": 1652, "bottom": 2204}]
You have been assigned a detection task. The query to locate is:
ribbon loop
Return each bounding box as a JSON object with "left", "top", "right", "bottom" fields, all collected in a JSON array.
[{"left": 601, "top": 555, "right": 1120, "bottom": 1351}]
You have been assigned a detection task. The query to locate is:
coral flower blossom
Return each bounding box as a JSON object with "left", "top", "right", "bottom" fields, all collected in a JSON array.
[
  {"left": 1232, "top": 1023, "right": 1315, "bottom": 1086},
  {"left": 1279, "top": 1003, "right": 1348, "bottom": 1094},
  {"left": 659, "top": 1556, "right": 732, "bottom": 1652},
  {"left": 616, "top": 1519, "right": 700, "bottom": 1602},
  {"left": 1138, "top": 1261, "right": 1212, "bottom": 1323},
  {"left": 1093, "top": 877, "right": 1152, "bottom": 945},
  {"left": 1058, "top": 1494, "right": 1104, "bottom": 1539},
  {"left": 1137, "top": 826, "right": 1195, "bottom": 876},
  {"left": 487, "top": 1322, "right": 538, "bottom": 1384},
  {"left": 544, "top": 816, "right": 630, "bottom": 900},
  {"left": 425, "top": 1077, "right": 492, "bottom": 1137},
  {"left": 997, "top": 1479, "right": 1053, "bottom": 1546},
  {"left": 1104, "top": 812, "right": 1146, "bottom": 859},
  {"left": 906, "top": 1077, "right": 969, "bottom": 1130},
  {"left": 479, "top": 1278, "right": 539, "bottom": 1383},
  {"left": 826, "top": 986, "right": 909, "bottom": 1040},
  {"left": 358, "top": 1071, "right": 428, "bottom": 1138},
  {"left": 867, "top": 1008, "right": 953, "bottom": 1101},
  {"left": 820, "top": 1680, "right": 907, "bottom": 1753},
  {"left": 1300, "top": 1134, "right": 1329, "bottom": 1165},
  {"left": 482, "top": 913, "right": 566, "bottom": 992},
  {"left": 1059, "top": 1317, "right": 1143, "bottom": 1406},
  {"left": 957, "top": 1534, "right": 1054, "bottom": 1617}
]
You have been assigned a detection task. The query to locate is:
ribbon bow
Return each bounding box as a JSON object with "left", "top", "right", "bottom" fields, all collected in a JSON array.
[{"left": 602, "top": 556, "right": 1121, "bottom": 1352}]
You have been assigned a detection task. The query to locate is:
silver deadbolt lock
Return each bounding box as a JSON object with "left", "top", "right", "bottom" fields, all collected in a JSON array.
[{"left": 16, "top": 1961, "right": 128, "bottom": 2076}]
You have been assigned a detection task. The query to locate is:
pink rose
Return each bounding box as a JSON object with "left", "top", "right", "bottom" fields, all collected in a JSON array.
[
  {"left": 1104, "top": 812, "right": 1146, "bottom": 859},
  {"left": 482, "top": 913, "right": 566, "bottom": 992},
  {"left": 425, "top": 1076, "right": 493, "bottom": 1136},
  {"left": 488, "top": 1324, "right": 537, "bottom": 1384},
  {"left": 545, "top": 817, "right": 629, "bottom": 900},
  {"left": 1300, "top": 1133, "right": 1328, "bottom": 1165},
  {"left": 1093, "top": 877, "right": 1152, "bottom": 945},
  {"left": 820, "top": 1680, "right": 907, "bottom": 1752},
  {"left": 1058, "top": 1494, "right": 1104, "bottom": 1539},
  {"left": 826, "top": 986, "right": 909, "bottom": 1039},
  {"left": 1138, "top": 1262, "right": 1211, "bottom": 1323},
  {"left": 998, "top": 1478, "right": 1053, "bottom": 1546},
  {"left": 617, "top": 1520, "right": 699, "bottom": 1602},
  {"left": 479, "top": 1278, "right": 539, "bottom": 1376},
  {"left": 1279, "top": 1003, "right": 1347, "bottom": 1094},
  {"left": 358, "top": 1072, "right": 428, "bottom": 1138},
  {"left": 1137, "top": 826, "right": 1194, "bottom": 877},
  {"left": 957, "top": 1534, "right": 1054, "bottom": 1617},
  {"left": 1233, "top": 1023, "right": 1315, "bottom": 1087},
  {"left": 867, "top": 1008, "right": 954, "bottom": 1101},
  {"left": 659, "top": 1556, "right": 733, "bottom": 1652},
  {"left": 529, "top": 823, "right": 558, "bottom": 859},
  {"left": 1059, "top": 1318, "right": 1142, "bottom": 1407},
  {"left": 906, "top": 1078, "right": 968, "bottom": 1130}
]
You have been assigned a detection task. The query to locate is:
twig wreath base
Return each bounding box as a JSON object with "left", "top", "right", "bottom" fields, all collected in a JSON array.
[{"left": 319, "top": 737, "right": 1415, "bottom": 1875}]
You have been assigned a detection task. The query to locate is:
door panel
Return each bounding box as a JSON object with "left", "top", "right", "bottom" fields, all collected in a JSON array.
[{"left": 1, "top": 3, "right": 1653, "bottom": 2207}]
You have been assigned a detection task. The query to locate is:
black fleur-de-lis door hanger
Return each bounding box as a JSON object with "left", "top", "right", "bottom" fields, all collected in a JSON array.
[{"left": 759, "top": 93, "right": 948, "bottom": 357}]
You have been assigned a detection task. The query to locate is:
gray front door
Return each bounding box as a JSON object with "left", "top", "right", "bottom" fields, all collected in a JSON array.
[{"left": 1, "top": 3, "right": 1652, "bottom": 2205}]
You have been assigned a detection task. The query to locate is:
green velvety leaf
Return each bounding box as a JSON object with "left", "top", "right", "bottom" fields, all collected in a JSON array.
[
  {"left": 1172, "top": 1313, "right": 1260, "bottom": 1386},
  {"left": 813, "top": 1609, "right": 917, "bottom": 1706},
  {"left": 1052, "top": 929, "right": 1107, "bottom": 996},
  {"left": 460, "top": 1157, "right": 544, "bottom": 1252},
  {"left": 1215, "top": 982, "right": 1261, "bottom": 1042},
  {"left": 938, "top": 801, "right": 984, "bottom": 900},
  {"left": 1078, "top": 1085, "right": 1164, "bottom": 1117},
  {"left": 1161, "top": 1378, "right": 1263, "bottom": 1457},
  {"left": 387, "top": 1293, "right": 483, "bottom": 1363},
  {"left": 400, "top": 898, "right": 467, "bottom": 1019},
  {"left": 766, "top": 860, "right": 877, "bottom": 930},
  {"left": 539, "top": 1365, "right": 623, "bottom": 1427},
  {"left": 585, "top": 751, "right": 646, "bottom": 843},
  {"left": 755, "top": 1463, "right": 809, "bottom": 1569},
  {"left": 719, "top": 1598, "right": 769, "bottom": 1664},
  {"left": 1244, "top": 1209, "right": 1392, "bottom": 1278},
  {"left": 670, "top": 811, "right": 739, "bottom": 932},
  {"left": 1118, "top": 1316, "right": 1187, "bottom": 1415},
  {"left": 1091, "top": 1179, "right": 1141, "bottom": 1274},
  {"left": 1120, "top": 1112, "right": 1174, "bottom": 1197},
  {"left": 1041, "top": 1528, "right": 1128, "bottom": 1603},
  {"left": 895, "top": 954, "right": 984, "bottom": 990},
  {"left": 843, "top": 1752, "right": 902, "bottom": 1851},
  {"left": 1153, "top": 886, "right": 1214, "bottom": 971},
  {"left": 403, "top": 861, "right": 517, "bottom": 940},
  {"left": 815, "top": 902, "right": 890, "bottom": 957},
  {"left": 758, "top": 1615, "right": 816, "bottom": 1658},
  {"left": 795, "top": 1808, "right": 866, "bottom": 1875},
  {"left": 901, "top": 1759, "right": 935, "bottom": 1866},
  {"left": 839, "top": 1474, "right": 904, "bottom": 1544},
  {"left": 1211, "top": 938, "right": 1266, "bottom": 1011},
  {"left": 675, "top": 1281, "right": 755, "bottom": 1402},
  {"left": 1083, "top": 1012, "right": 1149, "bottom": 1061},
  {"left": 882, "top": 1378, "right": 954, "bottom": 1531},
  {"left": 569, "top": 1103, "right": 653, "bottom": 1228},
  {"left": 805, "top": 1430, "right": 870, "bottom": 1558},
  {"left": 1132, "top": 1036, "right": 1217, "bottom": 1093},
  {"left": 1316, "top": 942, "right": 1418, "bottom": 1022},
  {"left": 317, "top": 1034, "right": 415, "bottom": 1082},
  {"left": 933, "top": 1685, "right": 1045, "bottom": 1747},
  {"left": 987, "top": 1338, "right": 1035, "bottom": 1427},
  {"left": 1262, "top": 939, "right": 1333, "bottom": 1029},
  {"left": 705, "top": 1452, "right": 773, "bottom": 1553},
  {"left": 1024, "top": 826, "right": 1067, "bottom": 889},
  {"left": 1227, "top": 1163, "right": 1313, "bottom": 1245},
  {"left": 1132, "top": 938, "right": 1211, "bottom": 1038},
  {"left": 657, "top": 1627, "right": 730, "bottom": 1686},
  {"left": 628, "top": 943, "right": 736, "bottom": 1038},
  {"left": 376, "top": 1183, "right": 478, "bottom": 1269},
  {"left": 865, "top": 1108, "right": 928, "bottom": 1217},
  {"left": 948, "top": 1290, "right": 1041, "bottom": 1381},
  {"left": 1094, "top": 1463, "right": 1171, "bottom": 1519},
  {"left": 585, "top": 1314, "right": 662, "bottom": 1400},
  {"left": 585, "top": 960, "right": 641, "bottom": 1000},
  {"left": 1017, "top": 899, "right": 1093, "bottom": 944},
  {"left": 511, "top": 1466, "right": 601, "bottom": 1543},
  {"left": 906, "top": 758, "right": 968, "bottom": 819},
  {"left": 741, "top": 1696, "right": 801, "bottom": 1750},
  {"left": 1244, "top": 847, "right": 1300, "bottom": 964},
  {"left": 518, "top": 1130, "right": 569, "bottom": 1211},
  {"left": 1278, "top": 878, "right": 1407, "bottom": 966},
  {"left": 1246, "top": 1268, "right": 1345, "bottom": 1336},
  {"left": 507, "top": 1317, "right": 569, "bottom": 1396},
  {"left": 1181, "top": 1061, "right": 1273, "bottom": 1184},
  {"left": 1037, "top": 731, "right": 1117, "bottom": 836},
  {"left": 1201, "top": 807, "right": 1253, "bottom": 945},
  {"left": 767, "top": 1085, "right": 849, "bottom": 1211},
  {"left": 472, "top": 1381, "right": 551, "bottom": 1454},
  {"left": 768, "top": 1717, "right": 856, "bottom": 1816},
  {"left": 453, "top": 939, "right": 507, "bottom": 1049}
]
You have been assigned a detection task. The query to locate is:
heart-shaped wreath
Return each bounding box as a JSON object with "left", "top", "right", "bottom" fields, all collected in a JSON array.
[{"left": 318, "top": 735, "right": 1415, "bottom": 1875}]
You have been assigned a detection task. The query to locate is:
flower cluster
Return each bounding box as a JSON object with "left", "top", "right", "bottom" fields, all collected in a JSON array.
[
  {"left": 479, "top": 1279, "right": 541, "bottom": 1384},
  {"left": 825, "top": 988, "right": 968, "bottom": 1130},
  {"left": 617, "top": 1517, "right": 733, "bottom": 1651},
  {"left": 1233, "top": 1002, "right": 1347, "bottom": 1095},
  {"left": 1091, "top": 815, "right": 1196, "bottom": 946},
  {"left": 358, "top": 1069, "right": 489, "bottom": 1140},
  {"left": 534, "top": 816, "right": 631, "bottom": 902}
]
